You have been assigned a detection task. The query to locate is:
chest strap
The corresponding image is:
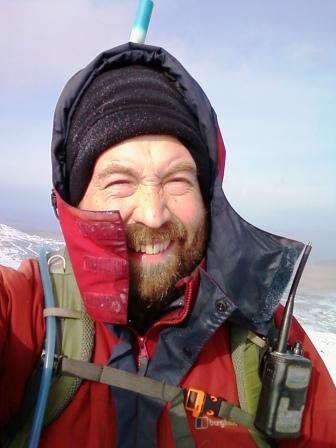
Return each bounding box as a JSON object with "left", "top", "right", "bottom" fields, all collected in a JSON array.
[
  {"left": 62, "top": 357, "right": 193, "bottom": 447},
  {"left": 60, "top": 356, "right": 262, "bottom": 440}
]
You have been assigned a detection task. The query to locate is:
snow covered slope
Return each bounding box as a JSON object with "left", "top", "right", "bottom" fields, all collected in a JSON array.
[{"left": 0, "top": 223, "right": 63, "bottom": 267}]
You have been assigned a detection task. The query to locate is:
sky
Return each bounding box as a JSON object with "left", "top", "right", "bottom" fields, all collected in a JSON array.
[{"left": 0, "top": 0, "right": 335, "bottom": 261}]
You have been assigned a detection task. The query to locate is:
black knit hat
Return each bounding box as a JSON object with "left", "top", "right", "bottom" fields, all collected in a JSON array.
[{"left": 66, "top": 65, "right": 210, "bottom": 205}]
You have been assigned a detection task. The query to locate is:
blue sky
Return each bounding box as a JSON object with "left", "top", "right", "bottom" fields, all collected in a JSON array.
[{"left": 0, "top": 0, "right": 335, "bottom": 261}]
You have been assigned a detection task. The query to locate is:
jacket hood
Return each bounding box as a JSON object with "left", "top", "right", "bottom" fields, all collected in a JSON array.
[{"left": 51, "top": 42, "right": 304, "bottom": 335}]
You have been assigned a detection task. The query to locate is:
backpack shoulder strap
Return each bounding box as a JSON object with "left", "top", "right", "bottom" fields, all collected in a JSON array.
[
  {"left": 43, "top": 248, "right": 95, "bottom": 424},
  {"left": 230, "top": 323, "right": 273, "bottom": 448},
  {"left": 8, "top": 249, "right": 94, "bottom": 448}
]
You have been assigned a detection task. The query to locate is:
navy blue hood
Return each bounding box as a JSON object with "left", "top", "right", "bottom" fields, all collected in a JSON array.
[{"left": 51, "top": 42, "right": 304, "bottom": 335}]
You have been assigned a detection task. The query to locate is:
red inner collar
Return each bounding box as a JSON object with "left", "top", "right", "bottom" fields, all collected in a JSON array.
[{"left": 56, "top": 192, "right": 129, "bottom": 324}]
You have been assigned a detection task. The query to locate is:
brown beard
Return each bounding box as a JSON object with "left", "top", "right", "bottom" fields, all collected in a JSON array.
[{"left": 125, "top": 212, "right": 208, "bottom": 324}]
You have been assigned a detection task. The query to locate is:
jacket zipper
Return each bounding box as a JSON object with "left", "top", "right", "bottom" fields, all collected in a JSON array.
[
  {"left": 133, "top": 278, "right": 196, "bottom": 374},
  {"left": 137, "top": 336, "right": 149, "bottom": 374}
]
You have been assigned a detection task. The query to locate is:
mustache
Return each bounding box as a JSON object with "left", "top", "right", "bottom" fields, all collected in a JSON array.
[{"left": 125, "top": 221, "right": 187, "bottom": 251}]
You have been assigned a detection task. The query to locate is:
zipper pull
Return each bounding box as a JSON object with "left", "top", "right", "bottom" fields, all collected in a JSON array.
[{"left": 138, "top": 336, "right": 149, "bottom": 374}]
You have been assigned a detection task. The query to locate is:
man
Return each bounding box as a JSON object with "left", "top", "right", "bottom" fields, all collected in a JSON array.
[{"left": 1, "top": 42, "right": 335, "bottom": 447}]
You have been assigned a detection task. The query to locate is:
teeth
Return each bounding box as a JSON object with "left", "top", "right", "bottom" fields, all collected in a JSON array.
[{"left": 134, "top": 241, "right": 170, "bottom": 254}]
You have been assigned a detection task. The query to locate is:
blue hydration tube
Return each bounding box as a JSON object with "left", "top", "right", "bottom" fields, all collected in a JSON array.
[
  {"left": 28, "top": 249, "right": 57, "bottom": 448},
  {"left": 129, "top": 0, "right": 154, "bottom": 43}
]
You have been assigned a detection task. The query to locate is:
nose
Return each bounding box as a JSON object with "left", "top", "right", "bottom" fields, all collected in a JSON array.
[{"left": 132, "top": 187, "right": 171, "bottom": 228}]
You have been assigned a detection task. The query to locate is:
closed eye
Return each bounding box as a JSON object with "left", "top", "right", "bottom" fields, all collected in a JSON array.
[
  {"left": 164, "top": 177, "right": 194, "bottom": 195},
  {"left": 104, "top": 179, "right": 137, "bottom": 197}
]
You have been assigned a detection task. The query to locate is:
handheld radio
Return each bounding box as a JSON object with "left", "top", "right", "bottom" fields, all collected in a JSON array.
[{"left": 254, "top": 243, "right": 312, "bottom": 438}]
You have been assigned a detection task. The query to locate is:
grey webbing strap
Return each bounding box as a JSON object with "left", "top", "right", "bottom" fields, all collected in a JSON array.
[
  {"left": 43, "top": 307, "right": 83, "bottom": 319},
  {"left": 169, "top": 391, "right": 195, "bottom": 448},
  {"left": 61, "top": 358, "right": 267, "bottom": 447},
  {"left": 61, "top": 358, "right": 181, "bottom": 402},
  {"left": 62, "top": 357, "right": 195, "bottom": 447},
  {"left": 218, "top": 400, "right": 257, "bottom": 431}
]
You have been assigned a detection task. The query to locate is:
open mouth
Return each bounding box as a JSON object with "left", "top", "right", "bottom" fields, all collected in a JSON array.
[
  {"left": 131, "top": 240, "right": 170, "bottom": 255},
  {"left": 128, "top": 240, "right": 174, "bottom": 262}
]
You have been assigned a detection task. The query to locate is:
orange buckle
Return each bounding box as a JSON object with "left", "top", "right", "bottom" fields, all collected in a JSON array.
[{"left": 185, "top": 388, "right": 206, "bottom": 417}]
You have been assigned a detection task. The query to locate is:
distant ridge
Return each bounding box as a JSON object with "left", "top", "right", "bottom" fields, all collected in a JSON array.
[{"left": 0, "top": 223, "right": 63, "bottom": 268}]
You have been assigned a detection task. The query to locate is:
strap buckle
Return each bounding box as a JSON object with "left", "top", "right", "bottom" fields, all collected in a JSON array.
[
  {"left": 185, "top": 388, "right": 206, "bottom": 417},
  {"left": 185, "top": 388, "right": 223, "bottom": 418}
]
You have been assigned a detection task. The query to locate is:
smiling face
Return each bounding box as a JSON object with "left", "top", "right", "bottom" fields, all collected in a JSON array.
[{"left": 78, "top": 135, "right": 208, "bottom": 315}]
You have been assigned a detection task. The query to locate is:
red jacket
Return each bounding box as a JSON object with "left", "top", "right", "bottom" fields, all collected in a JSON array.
[{"left": 1, "top": 258, "right": 335, "bottom": 447}]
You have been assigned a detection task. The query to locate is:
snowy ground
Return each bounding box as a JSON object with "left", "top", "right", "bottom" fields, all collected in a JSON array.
[
  {"left": 306, "top": 330, "right": 336, "bottom": 384},
  {"left": 287, "top": 276, "right": 336, "bottom": 384},
  {"left": 0, "top": 223, "right": 335, "bottom": 383},
  {"left": 0, "top": 223, "right": 63, "bottom": 266}
]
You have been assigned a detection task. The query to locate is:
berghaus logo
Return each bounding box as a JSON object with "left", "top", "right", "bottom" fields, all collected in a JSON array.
[
  {"left": 195, "top": 417, "right": 209, "bottom": 429},
  {"left": 195, "top": 416, "right": 237, "bottom": 430}
]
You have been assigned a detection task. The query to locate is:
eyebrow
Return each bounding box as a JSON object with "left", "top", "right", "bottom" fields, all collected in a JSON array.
[
  {"left": 162, "top": 162, "right": 197, "bottom": 179},
  {"left": 96, "top": 160, "right": 197, "bottom": 183},
  {"left": 97, "top": 163, "right": 137, "bottom": 182}
]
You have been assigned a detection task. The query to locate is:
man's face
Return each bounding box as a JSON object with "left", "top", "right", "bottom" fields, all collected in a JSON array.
[{"left": 79, "top": 135, "right": 208, "bottom": 310}]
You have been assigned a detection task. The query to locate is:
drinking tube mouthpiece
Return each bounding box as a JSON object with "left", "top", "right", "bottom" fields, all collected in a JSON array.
[{"left": 129, "top": 0, "right": 154, "bottom": 43}]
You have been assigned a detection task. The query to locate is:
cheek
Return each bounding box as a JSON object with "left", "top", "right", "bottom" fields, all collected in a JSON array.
[
  {"left": 80, "top": 194, "right": 106, "bottom": 211},
  {"left": 79, "top": 189, "right": 133, "bottom": 217},
  {"left": 168, "top": 194, "right": 205, "bottom": 228},
  {"left": 103, "top": 195, "right": 138, "bottom": 223}
]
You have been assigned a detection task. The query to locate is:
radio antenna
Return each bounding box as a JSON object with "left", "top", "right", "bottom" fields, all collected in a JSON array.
[{"left": 276, "top": 242, "right": 312, "bottom": 353}]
